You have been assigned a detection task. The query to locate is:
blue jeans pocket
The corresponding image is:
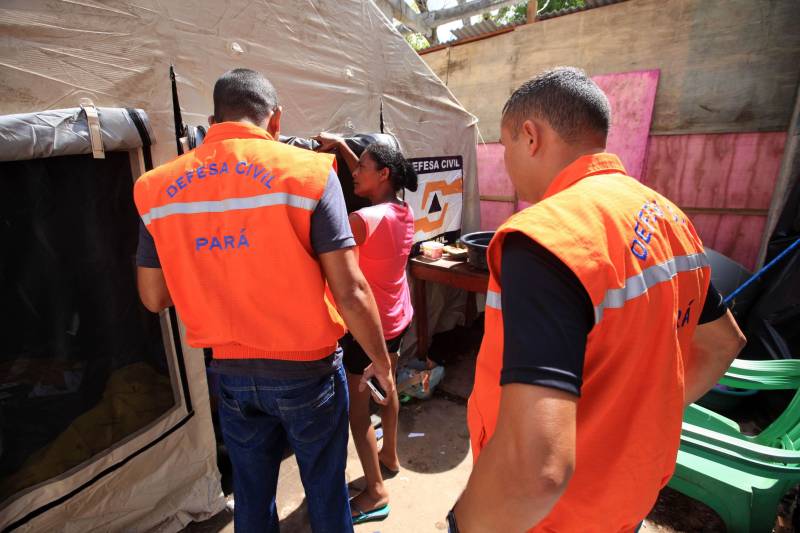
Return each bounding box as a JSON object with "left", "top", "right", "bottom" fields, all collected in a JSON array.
[
  {"left": 275, "top": 374, "right": 338, "bottom": 444},
  {"left": 218, "top": 383, "right": 259, "bottom": 444},
  {"left": 219, "top": 384, "right": 245, "bottom": 416}
]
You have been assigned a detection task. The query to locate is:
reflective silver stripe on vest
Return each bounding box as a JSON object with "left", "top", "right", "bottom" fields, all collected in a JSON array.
[
  {"left": 486, "top": 290, "right": 502, "bottom": 310},
  {"left": 593, "top": 252, "right": 709, "bottom": 325},
  {"left": 141, "top": 192, "right": 319, "bottom": 225}
]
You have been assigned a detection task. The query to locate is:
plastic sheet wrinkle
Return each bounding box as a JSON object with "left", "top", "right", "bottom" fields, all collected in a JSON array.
[
  {"left": 58, "top": 0, "right": 137, "bottom": 18},
  {"left": 39, "top": 47, "right": 145, "bottom": 73},
  {"left": 0, "top": 60, "right": 114, "bottom": 97}
]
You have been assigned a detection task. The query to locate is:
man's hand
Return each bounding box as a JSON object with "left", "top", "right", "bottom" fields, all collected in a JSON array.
[
  {"left": 361, "top": 361, "right": 395, "bottom": 405},
  {"left": 319, "top": 247, "right": 392, "bottom": 393},
  {"left": 684, "top": 309, "right": 746, "bottom": 406},
  {"left": 453, "top": 383, "right": 576, "bottom": 531}
]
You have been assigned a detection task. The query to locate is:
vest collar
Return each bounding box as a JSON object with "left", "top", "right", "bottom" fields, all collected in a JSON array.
[
  {"left": 203, "top": 121, "right": 275, "bottom": 144},
  {"left": 542, "top": 152, "right": 627, "bottom": 200}
]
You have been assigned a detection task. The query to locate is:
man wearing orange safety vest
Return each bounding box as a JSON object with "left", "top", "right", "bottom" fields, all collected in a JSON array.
[
  {"left": 448, "top": 67, "right": 746, "bottom": 532},
  {"left": 134, "top": 69, "right": 394, "bottom": 533}
]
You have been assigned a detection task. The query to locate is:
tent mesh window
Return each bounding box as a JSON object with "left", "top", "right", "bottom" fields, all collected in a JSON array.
[{"left": 0, "top": 152, "right": 175, "bottom": 503}]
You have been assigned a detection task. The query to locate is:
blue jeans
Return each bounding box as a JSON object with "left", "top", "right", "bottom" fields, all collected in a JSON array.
[{"left": 217, "top": 366, "right": 353, "bottom": 533}]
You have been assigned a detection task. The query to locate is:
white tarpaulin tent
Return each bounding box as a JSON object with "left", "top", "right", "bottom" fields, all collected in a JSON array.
[{"left": 0, "top": 1, "right": 478, "bottom": 531}]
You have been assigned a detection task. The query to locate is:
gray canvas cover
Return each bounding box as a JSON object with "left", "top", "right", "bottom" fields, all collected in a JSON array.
[{"left": 0, "top": 107, "right": 154, "bottom": 162}]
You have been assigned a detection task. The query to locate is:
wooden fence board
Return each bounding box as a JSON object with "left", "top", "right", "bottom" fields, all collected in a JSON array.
[
  {"left": 690, "top": 214, "right": 767, "bottom": 270},
  {"left": 642, "top": 132, "right": 786, "bottom": 209},
  {"left": 642, "top": 132, "right": 786, "bottom": 268},
  {"left": 475, "top": 131, "right": 785, "bottom": 268}
]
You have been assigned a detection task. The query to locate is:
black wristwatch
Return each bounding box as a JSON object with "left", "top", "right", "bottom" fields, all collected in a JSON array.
[{"left": 447, "top": 508, "right": 460, "bottom": 533}]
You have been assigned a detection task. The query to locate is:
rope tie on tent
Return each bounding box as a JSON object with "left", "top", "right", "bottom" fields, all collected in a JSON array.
[{"left": 723, "top": 237, "right": 800, "bottom": 305}]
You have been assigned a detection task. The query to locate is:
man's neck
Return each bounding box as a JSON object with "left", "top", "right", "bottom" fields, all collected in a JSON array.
[
  {"left": 530, "top": 145, "right": 607, "bottom": 202},
  {"left": 235, "top": 118, "right": 260, "bottom": 127},
  {"left": 553, "top": 145, "right": 606, "bottom": 174}
]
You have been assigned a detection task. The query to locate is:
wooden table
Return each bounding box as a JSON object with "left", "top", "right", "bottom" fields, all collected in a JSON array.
[{"left": 409, "top": 256, "right": 489, "bottom": 360}]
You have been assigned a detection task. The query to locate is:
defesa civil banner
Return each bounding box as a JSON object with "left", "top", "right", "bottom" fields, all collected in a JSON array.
[{"left": 406, "top": 155, "right": 463, "bottom": 244}]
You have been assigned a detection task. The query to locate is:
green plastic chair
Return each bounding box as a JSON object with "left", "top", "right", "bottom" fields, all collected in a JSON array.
[{"left": 668, "top": 359, "right": 800, "bottom": 532}]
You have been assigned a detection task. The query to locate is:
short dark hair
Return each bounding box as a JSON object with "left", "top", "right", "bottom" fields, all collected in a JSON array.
[
  {"left": 364, "top": 142, "right": 418, "bottom": 192},
  {"left": 213, "top": 68, "right": 278, "bottom": 123},
  {"left": 502, "top": 67, "right": 610, "bottom": 143}
]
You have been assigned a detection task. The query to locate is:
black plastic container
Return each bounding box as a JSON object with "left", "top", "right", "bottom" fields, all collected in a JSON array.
[{"left": 460, "top": 231, "right": 495, "bottom": 271}]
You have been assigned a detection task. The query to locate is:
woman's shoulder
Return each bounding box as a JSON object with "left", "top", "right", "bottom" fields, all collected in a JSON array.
[
  {"left": 357, "top": 203, "right": 391, "bottom": 218},
  {"left": 355, "top": 203, "right": 390, "bottom": 228},
  {"left": 359, "top": 201, "right": 414, "bottom": 224},
  {"left": 382, "top": 201, "right": 414, "bottom": 220}
]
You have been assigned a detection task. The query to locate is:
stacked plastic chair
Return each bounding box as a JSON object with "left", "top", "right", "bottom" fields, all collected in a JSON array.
[{"left": 668, "top": 359, "right": 800, "bottom": 532}]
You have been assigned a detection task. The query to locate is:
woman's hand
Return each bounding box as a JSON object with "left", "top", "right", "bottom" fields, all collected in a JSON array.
[
  {"left": 314, "top": 132, "right": 359, "bottom": 173},
  {"left": 313, "top": 132, "right": 344, "bottom": 152}
]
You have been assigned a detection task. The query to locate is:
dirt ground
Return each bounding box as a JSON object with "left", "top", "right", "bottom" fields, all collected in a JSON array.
[
  {"left": 185, "top": 322, "right": 797, "bottom": 532},
  {"left": 185, "top": 396, "right": 473, "bottom": 533}
]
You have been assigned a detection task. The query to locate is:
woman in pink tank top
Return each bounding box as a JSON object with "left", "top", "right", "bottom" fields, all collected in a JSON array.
[{"left": 316, "top": 134, "right": 417, "bottom": 525}]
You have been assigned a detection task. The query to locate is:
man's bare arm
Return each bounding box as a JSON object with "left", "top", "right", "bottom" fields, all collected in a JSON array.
[
  {"left": 684, "top": 309, "right": 746, "bottom": 406},
  {"left": 137, "top": 267, "right": 173, "bottom": 313},
  {"left": 348, "top": 212, "right": 367, "bottom": 246},
  {"left": 454, "top": 384, "right": 576, "bottom": 531},
  {"left": 319, "top": 247, "right": 394, "bottom": 398}
]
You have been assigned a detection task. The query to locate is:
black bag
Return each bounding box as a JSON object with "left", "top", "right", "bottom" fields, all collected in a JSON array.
[{"left": 280, "top": 133, "right": 399, "bottom": 213}]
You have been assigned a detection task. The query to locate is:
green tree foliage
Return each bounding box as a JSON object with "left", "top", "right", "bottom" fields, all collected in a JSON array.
[
  {"left": 490, "top": 0, "right": 586, "bottom": 25},
  {"left": 406, "top": 33, "right": 431, "bottom": 51}
]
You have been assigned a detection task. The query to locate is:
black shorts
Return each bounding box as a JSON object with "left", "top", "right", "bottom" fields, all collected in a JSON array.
[{"left": 341, "top": 326, "right": 408, "bottom": 375}]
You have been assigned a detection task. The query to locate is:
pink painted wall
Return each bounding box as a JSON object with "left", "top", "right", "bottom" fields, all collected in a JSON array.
[
  {"left": 474, "top": 70, "right": 786, "bottom": 270},
  {"left": 593, "top": 69, "right": 660, "bottom": 180},
  {"left": 688, "top": 214, "right": 767, "bottom": 270},
  {"left": 477, "top": 69, "right": 660, "bottom": 230},
  {"left": 479, "top": 201, "right": 515, "bottom": 231},
  {"left": 476, "top": 143, "right": 513, "bottom": 197},
  {"left": 642, "top": 132, "right": 787, "bottom": 269},
  {"left": 476, "top": 142, "right": 515, "bottom": 231},
  {"left": 641, "top": 133, "right": 785, "bottom": 211}
]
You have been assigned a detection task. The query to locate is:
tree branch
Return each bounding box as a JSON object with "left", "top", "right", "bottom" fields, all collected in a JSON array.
[
  {"left": 421, "top": 0, "right": 521, "bottom": 26},
  {"left": 375, "top": 0, "right": 521, "bottom": 35},
  {"left": 375, "top": 0, "right": 429, "bottom": 34}
]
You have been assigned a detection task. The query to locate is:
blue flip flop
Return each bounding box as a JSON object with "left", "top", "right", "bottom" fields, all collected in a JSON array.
[{"left": 351, "top": 503, "right": 390, "bottom": 525}]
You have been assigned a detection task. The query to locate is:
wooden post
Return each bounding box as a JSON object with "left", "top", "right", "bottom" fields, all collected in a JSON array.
[
  {"left": 527, "top": 0, "right": 538, "bottom": 23},
  {"left": 757, "top": 73, "right": 800, "bottom": 267}
]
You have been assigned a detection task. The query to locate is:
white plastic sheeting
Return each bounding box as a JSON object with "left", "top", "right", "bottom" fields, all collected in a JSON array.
[{"left": 0, "top": 0, "right": 479, "bottom": 231}]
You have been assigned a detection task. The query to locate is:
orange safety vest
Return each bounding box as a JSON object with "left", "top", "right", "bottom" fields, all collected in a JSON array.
[
  {"left": 468, "top": 154, "right": 710, "bottom": 532},
  {"left": 134, "top": 122, "right": 346, "bottom": 360}
]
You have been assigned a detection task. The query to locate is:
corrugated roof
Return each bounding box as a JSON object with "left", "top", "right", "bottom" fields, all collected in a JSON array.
[{"left": 450, "top": 19, "right": 509, "bottom": 41}]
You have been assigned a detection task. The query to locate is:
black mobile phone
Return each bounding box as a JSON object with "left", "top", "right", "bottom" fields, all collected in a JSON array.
[{"left": 366, "top": 377, "right": 387, "bottom": 402}]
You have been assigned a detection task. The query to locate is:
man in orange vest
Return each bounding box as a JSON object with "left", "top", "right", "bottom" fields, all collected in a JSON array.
[
  {"left": 134, "top": 68, "right": 394, "bottom": 533},
  {"left": 448, "top": 67, "right": 746, "bottom": 532}
]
